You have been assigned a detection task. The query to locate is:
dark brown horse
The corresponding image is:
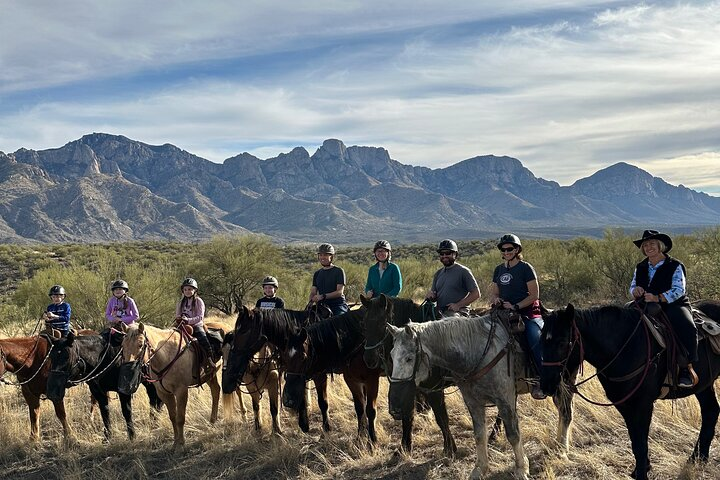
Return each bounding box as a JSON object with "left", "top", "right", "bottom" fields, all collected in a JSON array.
[
  {"left": 541, "top": 300, "right": 720, "bottom": 479},
  {"left": 282, "top": 307, "right": 381, "bottom": 443},
  {"left": 223, "top": 306, "right": 331, "bottom": 433},
  {"left": 0, "top": 334, "right": 74, "bottom": 440}
]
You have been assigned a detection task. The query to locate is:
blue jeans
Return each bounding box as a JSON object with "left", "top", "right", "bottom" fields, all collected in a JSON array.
[
  {"left": 328, "top": 302, "right": 349, "bottom": 316},
  {"left": 525, "top": 317, "right": 544, "bottom": 373}
]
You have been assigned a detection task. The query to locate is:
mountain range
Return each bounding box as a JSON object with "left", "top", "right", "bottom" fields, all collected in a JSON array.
[{"left": 0, "top": 133, "right": 717, "bottom": 244}]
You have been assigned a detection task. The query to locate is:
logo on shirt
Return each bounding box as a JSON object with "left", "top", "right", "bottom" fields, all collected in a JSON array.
[{"left": 499, "top": 273, "right": 513, "bottom": 285}]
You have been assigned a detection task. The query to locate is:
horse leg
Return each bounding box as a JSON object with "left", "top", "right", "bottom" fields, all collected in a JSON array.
[
  {"left": 618, "top": 403, "right": 653, "bottom": 480},
  {"left": 497, "top": 398, "right": 529, "bottom": 480},
  {"left": 462, "top": 395, "right": 489, "bottom": 480},
  {"left": 691, "top": 384, "right": 719, "bottom": 462},
  {"left": 313, "top": 374, "right": 331, "bottom": 432},
  {"left": 208, "top": 373, "right": 221, "bottom": 424},
  {"left": 50, "top": 398, "right": 74, "bottom": 441},
  {"left": 366, "top": 375, "right": 379, "bottom": 444},
  {"left": 174, "top": 389, "right": 189, "bottom": 448},
  {"left": 162, "top": 393, "right": 179, "bottom": 446},
  {"left": 89, "top": 383, "right": 112, "bottom": 441},
  {"left": 488, "top": 416, "right": 502, "bottom": 444},
  {"left": 251, "top": 389, "right": 262, "bottom": 431},
  {"left": 400, "top": 415, "right": 414, "bottom": 453},
  {"left": 426, "top": 389, "right": 457, "bottom": 458},
  {"left": 118, "top": 392, "right": 135, "bottom": 441},
  {"left": 235, "top": 389, "right": 247, "bottom": 417},
  {"left": 345, "top": 378, "right": 368, "bottom": 439},
  {"left": 553, "top": 388, "right": 574, "bottom": 456},
  {"left": 22, "top": 389, "right": 41, "bottom": 441},
  {"left": 270, "top": 372, "right": 282, "bottom": 435}
]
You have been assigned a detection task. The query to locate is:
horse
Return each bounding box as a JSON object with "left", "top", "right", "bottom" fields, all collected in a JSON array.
[
  {"left": 282, "top": 307, "right": 381, "bottom": 443},
  {"left": 388, "top": 315, "right": 530, "bottom": 480},
  {"left": 0, "top": 334, "right": 75, "bottom": 440},
  {"left": 45, "top": 329, "right": 163, "bottom": 440},
  {"left": 540, "top": 300, "right": 720, "bottom": 480},
  {"left": 222, "top": 332, "right": 282, "bottom": 434},
  {"left": 223, "top": 306, "right": 331, "bottom": 433},
  {"left": 118, "top": 323, "right": 226, "bottom": 448}
]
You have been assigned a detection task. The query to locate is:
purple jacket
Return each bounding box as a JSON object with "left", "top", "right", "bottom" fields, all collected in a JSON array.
[
  {"left": 175, "top": 296, "right": 205, "bottom": 326},
  {"left": 105, "top": 296, "right": 140, "bottom": 325}
]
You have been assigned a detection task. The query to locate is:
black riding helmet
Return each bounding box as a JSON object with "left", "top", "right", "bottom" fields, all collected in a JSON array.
[
  {"left": 180, "top": 277, "right": 198, "bottom": 291},
  {"left": 48, "top": 285, "right": 66, "bottom": 296},
  {"left": 436, "top": 239, "right": 458, "bottom": 253},
  {"left": 497, "top": 234, "right": 522, "bottom": 253},
  {"left": 111, "top": 279, "right": 129, "bottom": 292},
  {"left": 317, "top": 243, "right": 335, "bottom": 255}
]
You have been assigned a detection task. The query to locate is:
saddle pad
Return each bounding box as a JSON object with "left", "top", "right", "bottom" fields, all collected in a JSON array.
[{"left": 641, "top": 314, "right": 666, "bottom": 349}]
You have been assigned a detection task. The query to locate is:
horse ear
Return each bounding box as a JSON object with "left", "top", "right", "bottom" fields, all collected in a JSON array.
[
  {"left": 566, "top": 304, "right": 575, "bottom": 317},
  {"left": 404, "top": 324, "right": 413, "bottom": 335},
  {"left": 387, "top": 324, "right": 403, "bottom": 337},
  {"left": 360, "top": 294, "right": 370, "bottom": 307},
  {"left": 138, "top": 323, "right": 145, "bottom": 334},
  {"left": 66, "top": 332, "right": 75, "bottom": 346},
  {"left": 299, "top": 328, "right": 308, "bottom": 342}
]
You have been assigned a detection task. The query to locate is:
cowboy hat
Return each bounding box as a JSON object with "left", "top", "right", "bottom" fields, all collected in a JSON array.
[{"left": 633, "top": 229, "right": 672, "bottom": 253}]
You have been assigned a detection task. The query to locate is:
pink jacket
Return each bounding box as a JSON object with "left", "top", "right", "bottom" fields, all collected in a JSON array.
[
  {"left": 175, "top": 296, "right": 205, "bottom": 326},
  {"left": 105, "top": 296, "right": 140, "bottom": 325}
]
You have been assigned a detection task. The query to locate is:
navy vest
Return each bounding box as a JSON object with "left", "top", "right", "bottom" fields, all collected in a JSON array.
[{"left": 635, "top": 256, "right": 687, "bottom": 306}]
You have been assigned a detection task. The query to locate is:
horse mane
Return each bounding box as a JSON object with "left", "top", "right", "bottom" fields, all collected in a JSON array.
[
  {"left": 575, "top": 304, "right": 640, "bottom": 329},
  {"left": 306, "top": 309, "right": 364, "bottom": 355},
  {"left": 387, "top": 297, "right": 423, "bottom": 326}
]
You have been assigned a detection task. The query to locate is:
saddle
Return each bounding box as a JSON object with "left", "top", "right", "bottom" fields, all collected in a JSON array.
[{"left": 490, "top": 308, "right": 537, "bottom": 377}]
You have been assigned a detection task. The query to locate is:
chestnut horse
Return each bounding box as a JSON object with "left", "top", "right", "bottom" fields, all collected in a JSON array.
[
  {"left": 119, "top": 323, "right": 226, "bottom": 448},
  {"left": 0, "top": 334, "right": 74, "bottom": 440}
]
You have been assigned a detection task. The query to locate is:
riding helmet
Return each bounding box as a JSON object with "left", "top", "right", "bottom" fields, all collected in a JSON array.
[
  {"left": 373, "top": 240, "right": 392, "bottom": 252},
  {"left": 180, "top": 277, "right": 199, "bottom": 291},
  {"left": 317, "top": 243, "right": 335, "bottom": 255},
  {"left": 262, "top": 276, "right": 279, "bottom": 288},
  {"left": 497, "top": 234, "right": 522, "bottom": 252},
  {"left": 48, "top": 285, "right": 66, "bottom": 296},
  {"left": 111, "top": 279, "right": 129, "bottom": 292},
  {"left": 436, "top": 239, "right": 458, "bottom": 253}
]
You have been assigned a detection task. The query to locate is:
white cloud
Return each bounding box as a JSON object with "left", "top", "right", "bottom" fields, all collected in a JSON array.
[{"left": 1, "top": 1, "right": 719, "bottom": 197}]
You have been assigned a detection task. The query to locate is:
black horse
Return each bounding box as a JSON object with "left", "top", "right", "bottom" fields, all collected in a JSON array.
[
  {"left": 46, "top": 329, "right": 163, "bottom": 440},
  {"left": 361, "top": 295, "right": 458, "bottom": 457},
  {"left": 222, "top": 306, "right": 331, "bottom": 432},
  {"left": 282, "top": 308, "right": 381, "bottom": 442},
  {"left": 541, "top": 300, "right": 720, "bottom": 480}
]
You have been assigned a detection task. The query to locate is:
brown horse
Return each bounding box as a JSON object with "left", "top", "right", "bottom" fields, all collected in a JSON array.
[
  {"left": 119, "top": 323, "right": 227, "bottom": 448},
  {"left": 0, "top": 335, "right": 74, "bottom": 440},
  {"left": 222, "top": 334, "right": 282, "bottom": 434}
]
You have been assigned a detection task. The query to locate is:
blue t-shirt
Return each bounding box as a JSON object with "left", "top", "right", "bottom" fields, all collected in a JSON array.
[{"left": 493, "top": 261, "right": 537, "bottom": 305}]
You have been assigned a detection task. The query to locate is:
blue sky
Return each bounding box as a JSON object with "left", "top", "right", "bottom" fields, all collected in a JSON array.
[{"left": 1, "top": 1, "right": 719, "bottom": 195}]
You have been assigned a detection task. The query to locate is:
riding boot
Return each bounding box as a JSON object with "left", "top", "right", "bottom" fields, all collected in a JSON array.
[{"left": 678, "top": 363, "right": 698, "bottom": 388}]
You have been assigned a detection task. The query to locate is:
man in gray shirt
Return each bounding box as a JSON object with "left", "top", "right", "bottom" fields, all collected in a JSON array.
[{"left": 426, "top": 239, "right": 480, "bottom": 315}]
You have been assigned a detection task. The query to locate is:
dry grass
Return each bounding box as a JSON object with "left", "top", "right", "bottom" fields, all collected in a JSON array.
[{"left": 0, "top": 368, "right": 719, "bottom": 479}]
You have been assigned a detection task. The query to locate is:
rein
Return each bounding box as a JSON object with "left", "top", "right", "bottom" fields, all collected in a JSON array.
[
  {"left": 546, "top": 305, "right": 656, "bottom": 407},
  {"left": 0, "top": 336, "right": 55, "bottom": 386}
]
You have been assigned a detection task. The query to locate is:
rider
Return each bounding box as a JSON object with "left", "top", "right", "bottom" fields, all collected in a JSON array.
[
  {"left": 426, "top": 239, "right": 480, "bottom": 316},
  {"left": 43, "top": 285, "right": 72, "bottom": 338},
  {"left": 105, "top": 279, "right": 139, "bottom": 325},
  {"left": 630, "top": 229, "right": 697, "bottom": 388},
  {"left": 255, "top": 276, "right": 285, "bottom": 310},
  {"left": 364, "top": 240, "right": 402, "bottom": 298},
  {"left": 175, "top": 278, "right": 214, "bottom": 371},
  {"left": 309, "top": 243, "right": 349, "bottom": 316},
  {"left": 489, "top": 234, "right": 546, "bottom": 400}
]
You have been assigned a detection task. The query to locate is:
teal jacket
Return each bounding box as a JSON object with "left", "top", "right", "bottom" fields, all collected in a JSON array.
[{"left": 365, "top": 262, "right": 402, "bottom": 298}]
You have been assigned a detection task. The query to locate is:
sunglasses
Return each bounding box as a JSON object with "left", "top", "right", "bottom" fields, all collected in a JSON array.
[
  {"left": 500, "top": 247, "right": 516, "bottom": 252},
  {"left": 438, "top": 251, "right": 454, "bottom": 256}
]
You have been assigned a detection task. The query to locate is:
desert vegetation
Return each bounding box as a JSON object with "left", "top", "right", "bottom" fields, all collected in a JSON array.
[{"left": 1, "top": 228, "right": 719, "bottom": 478}]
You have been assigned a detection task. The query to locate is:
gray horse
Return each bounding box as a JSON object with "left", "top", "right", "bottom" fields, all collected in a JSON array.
[{"left": 388, "top": 316, "right": 529, "bottom": 480}]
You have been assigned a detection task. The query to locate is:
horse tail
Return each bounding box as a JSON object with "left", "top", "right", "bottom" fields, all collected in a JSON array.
[{"left": 222, "top": 388, "right": 236, "bottom": 421}]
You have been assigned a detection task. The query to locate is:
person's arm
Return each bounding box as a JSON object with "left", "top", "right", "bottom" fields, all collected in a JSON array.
[
  {"left": 388, "top": 263, "right": 402, "bottom": 297},
  {"left": 276, "top": 298, "right": 285, "bottom": 309},
  {"left": 426, "top": 270, "right": 439, "bottom": 300},
  {"left": 658, "top": 265, "right": 686, "bottom": 303},
  {"left": 57, "top": 303, "right": 71, "bottom": 324},
  {"left": 511, "top": 279, "right": 539, "bottom": 311},
  {"left": 364, "top": 267, "right": 374, "bottom": 296},
  {"left": 490, "top": 282, "right": 502, "bottom": 306},
  {"left": 325, "top": 284, "right": 345, "bottom": 300},
  {"left": 105, "top": 298, "right": 116, "bottom": 323},
  {"left": 123, "top": 298, "right": 139, "bottom": 324},
  {"left": 630, "top": 269, "right": 644, "bottom": 298},
  {"left": 452, "top": 289, "right": 480, "bottom": 311},
  {"left": 184, "top": 298, "right": 205, "bottom": 325}
]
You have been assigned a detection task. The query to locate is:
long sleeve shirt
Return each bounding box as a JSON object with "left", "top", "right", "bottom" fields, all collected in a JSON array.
[
  {"left": 105, "top": 296, "right": 140, "bottom": 325},
  {"left": 630, "top": 260, "right": 686, "bottom": 303},
  {"left": 46, "top": 302, "right": 71, "bottom": 332},
  {"left": 175, "top": 296, "right": 205, "bottom": 326},
  {"left": 365, "top": 262, "right": 402, "bottom": 298}
]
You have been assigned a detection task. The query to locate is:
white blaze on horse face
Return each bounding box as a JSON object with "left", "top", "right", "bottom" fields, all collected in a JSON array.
[{"left": 389, "top": 332, "right": 418, "bottom": 382}]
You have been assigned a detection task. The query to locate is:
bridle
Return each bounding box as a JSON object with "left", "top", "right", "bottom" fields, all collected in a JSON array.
[
  {"left": 542, "top": 306, "right": 655, "bottom": 407},
  {"left": 387, "top": 332, "right": 428, "bottom": 386}
]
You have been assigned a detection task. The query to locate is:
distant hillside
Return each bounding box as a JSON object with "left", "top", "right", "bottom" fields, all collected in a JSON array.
[{"left": 1, "top": 133, "right": 718, "bottom": 243}]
